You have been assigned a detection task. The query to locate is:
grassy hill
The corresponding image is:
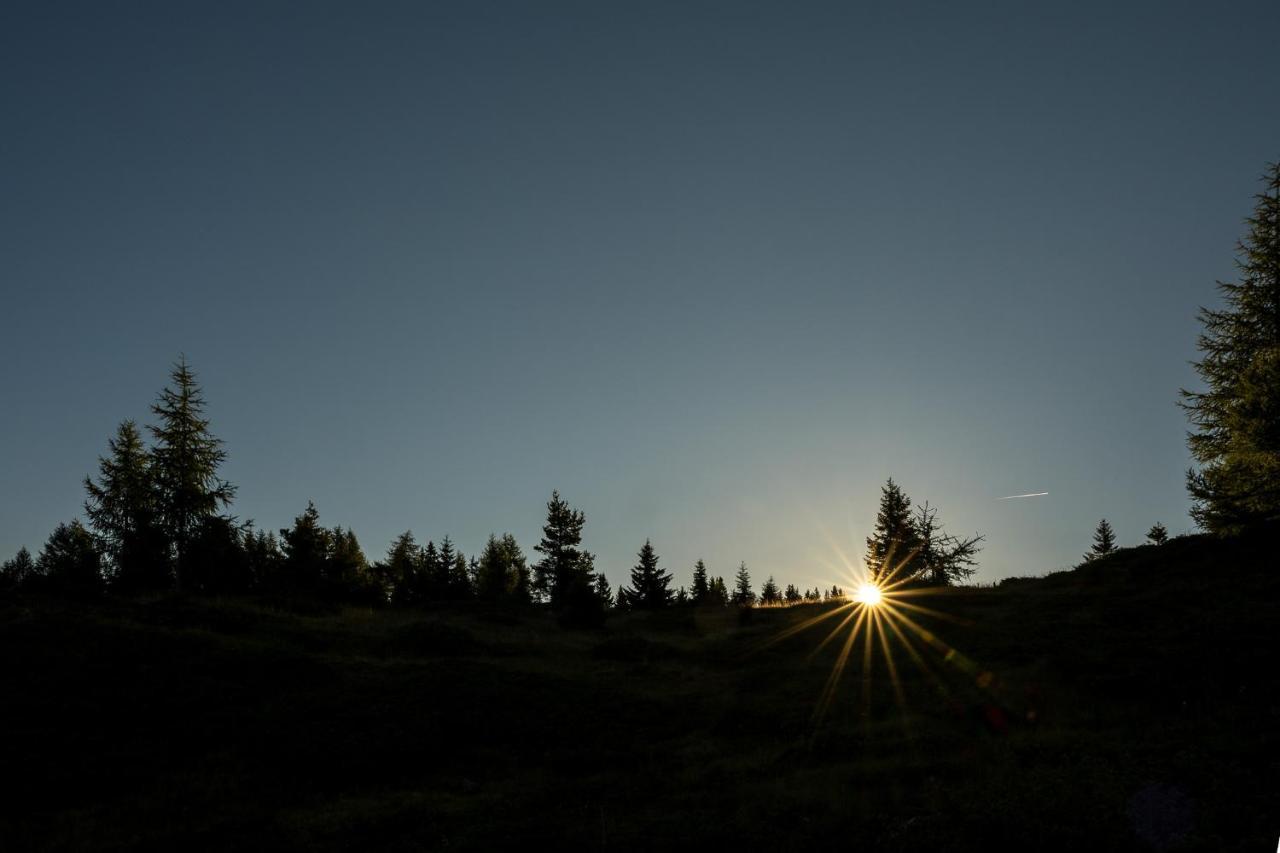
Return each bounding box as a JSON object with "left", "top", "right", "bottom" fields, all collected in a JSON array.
[{"left": 1, "top": 533, "right": 1276, "bottom": 851}]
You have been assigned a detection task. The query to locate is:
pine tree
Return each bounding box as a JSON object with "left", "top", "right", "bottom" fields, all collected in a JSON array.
[
  {"left": 708, "top": 576, "right": 729, "bottom": 607},
  {"left": 386, "top": 531, "right": 423, "bottom": 605},
  {"left": 732, "top": 562, "right": 755, "bottom": 606},
  {"left": 1146, "top": 522, "right": 1169, "bottom": 546},
  {"left": 148, "top": 357, "right": 235, "bottom": 590},
  {"left": 626, "top": 539, "right": 673, "bottom": 610},
  {"left": 1181, "top": 163, "right": 1280, "bottom": 533},
  {"left": 914, "top": 502, "right": 983, "bottom": 586},
  {"left": 691, "top": 559, "right": 710, "bottom": 603},
  {"left": 532, "top": 491, "right": 592, "bottom": 609},
  {"left": 84, "top": 419, "right": 170, "bottom": 592},
  {"left": 865, "top": 478, "right": 922, "bottom": 583},
  {"left": 759, "top": 575, "right": 781, "bottom": 606},
  {"left": 1085, "top": 519, "right": 1117, "bottom": 562},
  {"left": 436, "top": 537, "right": 458, "bottom": 599},
  {"left": 784, "top": 583, "right": 801, "bottom": 604}
]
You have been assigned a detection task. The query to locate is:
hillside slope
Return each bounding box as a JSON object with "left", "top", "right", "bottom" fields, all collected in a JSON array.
[{"left": 1, "top": 533, "right": 1276, "bottom": 851}]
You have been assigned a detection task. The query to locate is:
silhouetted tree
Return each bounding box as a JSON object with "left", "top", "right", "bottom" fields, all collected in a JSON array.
[
  {"left": 385, "top": 531, "right": 423, "bottom": 605},
  {"left": 625, "top": 539, "right": 674, "bottom": 610},
  {"left": 148, "top": 357, "right": 235, "bottom": 590},
  {"left": 84, "top": 419, "right": 169, "bottom": 593},
  {"left": 329, "top": 526, "right": 373, "bottom": 601},
  {"left": 865, "top": 478, "right": 921, "bottom": 583},
  {"left": 34, "top": 521, "right": 102, "bottom": 595},
  {"left": 707, "top": 576, "right": 729, "bottom": 607},
  {"left": 1181, "top": 163, "right": 1280, "bottom": 533},
  {"left": 675, "top": 585, "right": 689, "bottom": 605},
  {"left": 1, "top": 547, "right": 36, "bottom": 592},
  {"left": 476, "top": 533, "right": 529, "bottom": 602},
  {"left": 594, "top": 573, "right": 614, "bottom": 609},
  {"left": 187, "top": 515, "right": 251, "bottom": 594},
  {"left": 914, "top": 502, "right": 983, "bottom": 586},
  {"left": 242, "top": 526, "right": 283, "bottom": 592},
  {"left": 691, "top": 559, "right": 710, "bottom": 603},
  {"left": 1085, "top": 519, "right": 1117, "bottom": 562},
  {"left": 759, "top": 575, "right": 781, "bottom": 605},
  {"left": 732, "top": 562, "right": 755, "bottom": 606},
  {"left": 532, "top": 491, "right": 593, "bottom": 610},
  {"left": 280, "top": 502, "right": 331, "bottom": 593},
  {"left": 1146, "top": 522, "right": 1169, "bottom": 546},
  {"left": 784, "top": 583, "right": 801, "bottom": 604}
]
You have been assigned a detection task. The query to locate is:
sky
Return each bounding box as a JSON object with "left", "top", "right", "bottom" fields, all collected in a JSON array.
[{"left": 3, "top": 1, "right": 1278, "bottom": 590}]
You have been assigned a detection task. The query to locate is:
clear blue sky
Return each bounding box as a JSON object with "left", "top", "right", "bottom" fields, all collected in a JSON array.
[{"left": 3, "top": 1, "right": 1278, "bottom": 589}]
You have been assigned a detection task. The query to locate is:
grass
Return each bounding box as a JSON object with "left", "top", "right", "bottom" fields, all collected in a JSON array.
[{"left": 1, "top": 532, "right": 1276, "bottom": 851}]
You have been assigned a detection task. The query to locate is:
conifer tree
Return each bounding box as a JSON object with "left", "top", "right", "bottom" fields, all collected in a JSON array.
[
  {"left": 35, "top": 521, "right": 103, "bottom": 595},
  {"left": 477, "top": 533, "right": 529, "bottom": 601},
  {"left": 1146, "top": 522, "right": 1169, "bottom": 546},
  {"left": 759, "top": 575, "right": 781, "bottom": 605},
  {"left": 1085, "top": 519, "right": 1117, "bottom": 562},
  {"left": 1181, "top": 163, "right": 1280, "bottom": 533},
  {"left": 784, "top": 583, "right": 801, "bottom": 604},
  {"left": 691, "top": 559, "right": 710, "bottom": 602},
  {"left": 865, "top": 478, "right": 921, "bottom": 582},
  {"left": 84, "top": 420, "right": 170, "bottom": 592},
  {"left": 280, "top": 502, "right": 332, "bottom": 593},
  {"left": 732, "top": 561, "right": 755, "bottom": 606},
  {"left": 148, "top": 357, "right": 235, "bottom": 590},
  {"left": 594, "top": 573, "right": 614, "bottom": 609},
  {"left": 626, "top": 539, "right": 674, "bottom": 610},
  {"left": 386, "top": 531, "right": 423, "bottom": 605},
  {"left": 532, "top": 490, "right": 592, "bottom": 609},
  {"left": 1, "top": 547, "right": 36, "bottom": 592},
  {"left": 708, "top": 576, "right": 729, "bottom": 607}
]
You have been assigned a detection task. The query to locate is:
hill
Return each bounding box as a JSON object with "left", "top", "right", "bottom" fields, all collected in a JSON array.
[{"left": 1, "top": 533, "right": 1276, "bottom": 851}]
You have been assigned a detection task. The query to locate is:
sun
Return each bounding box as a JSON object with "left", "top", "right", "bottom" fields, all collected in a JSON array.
[{"left": 854, "top": 582, "right": 882, "bottom": 606}]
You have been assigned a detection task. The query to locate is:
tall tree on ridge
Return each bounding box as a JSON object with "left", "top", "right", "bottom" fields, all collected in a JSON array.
[
  {"left": 1181, "top": 163, "right": 1280, "bottom": 533},
  {"left": 1146, "top": 522, "right": 1169, "bottom": 546},
  {"left": 148, "top": 357, "right": 235, "bottom": 591},
  {"left": 532, "top": 490, "right": 592, "bottom": 609},
  {"left": 914, "top": 502, "right": 983, "bottom": 586},
  {"left": 759, "top": 575, "right": 781, "bottom": 606}
]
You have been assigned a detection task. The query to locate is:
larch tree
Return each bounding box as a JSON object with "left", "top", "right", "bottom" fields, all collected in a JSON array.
[
  {"left": 913, "top": 502, "right": 983, "bottom": 586},
  {"left": 83, "top": 419, "right": 169, "bottom": 592},
  {"left": 1181, "top": 163, "right": 1280, "bottom": 533},
  {"left": 148, "top": 357, "right": 235, "bottom": 590}
]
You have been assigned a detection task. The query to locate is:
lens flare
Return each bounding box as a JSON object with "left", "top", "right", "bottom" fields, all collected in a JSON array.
[{"left": 855, "top": 583, "right": 882, "bottom": 606}]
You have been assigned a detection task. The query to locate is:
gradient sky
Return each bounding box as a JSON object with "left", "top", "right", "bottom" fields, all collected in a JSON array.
[{"left": 3, "top": 1, "right": 1279, "bottom": 591}]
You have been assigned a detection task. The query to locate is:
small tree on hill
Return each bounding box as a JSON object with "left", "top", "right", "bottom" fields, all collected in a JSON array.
[
  {"left": 784, "top": 583, "right": 801, "bottom": 604},
  {"left": 732, "top": 562, "right": 755, "bottom": 606},
  {"left": 626, "top": 539, "right": 674, "bottom": 610},
  {"left": 1, "top": 547, "right": 36, "bottom": 592},
  {"left": 1085, "top": 519, "right": 1117, "bottom": 562},
  {"left": 708, "top": 576, "right": 729, "bottom": 606},
  {"left": 477, "top": 533, "right": 529, "bottom": 602},
  {"left": 759, "top": 575, "right": 781, "bottom": 606},
  {"left": 1181, "top": 163, "right": 1280, "bottom": 533},
  {"left": 1146, "top": 522, "right": 1169, "bottom": 546},
  {"left": 691, "top": 559, "right": 710, "bottom": 602}
]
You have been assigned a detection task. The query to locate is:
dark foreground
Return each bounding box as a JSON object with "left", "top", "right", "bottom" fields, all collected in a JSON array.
[{"left": 2, "top": 535, "right": 1277, "bottom": 852}]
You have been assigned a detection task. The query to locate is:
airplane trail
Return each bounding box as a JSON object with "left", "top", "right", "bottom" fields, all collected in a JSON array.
[{"left": 997, "top": 491, "right": 1049, "bottom": 500}]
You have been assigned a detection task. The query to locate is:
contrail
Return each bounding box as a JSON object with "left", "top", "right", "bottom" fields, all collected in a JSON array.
[{"left": 997, "top": 491, "right": 1049, "bottom": 500}]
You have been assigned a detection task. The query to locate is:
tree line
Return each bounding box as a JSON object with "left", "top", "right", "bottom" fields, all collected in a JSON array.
[{"left": 0, "top": 358, "right": 986, "bottom": 614}]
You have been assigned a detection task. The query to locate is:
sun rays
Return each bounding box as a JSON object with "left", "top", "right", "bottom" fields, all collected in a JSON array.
[{"left": 753, "top": 543, "right": 992, "bottom": 730}]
